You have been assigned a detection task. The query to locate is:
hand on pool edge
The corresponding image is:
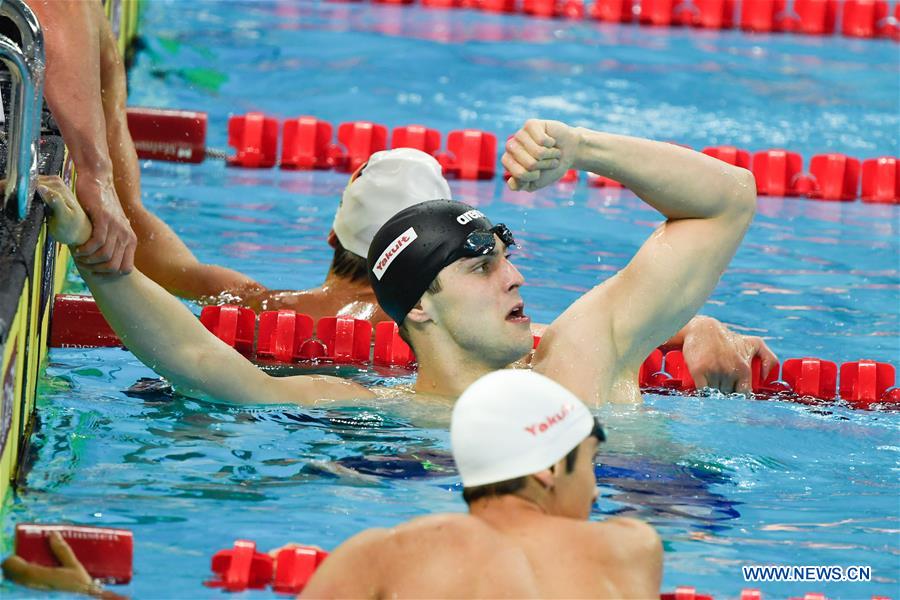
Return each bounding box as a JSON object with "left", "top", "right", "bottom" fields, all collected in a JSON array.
[
  {"left": 679, "top": 316, "right": 778, "bottom": 394},
  {"left": 1, "top": 532, "right": 104, "bottom": 596},
  {"left": 37, "top": 175, "right": 93, "bottom": 248}
]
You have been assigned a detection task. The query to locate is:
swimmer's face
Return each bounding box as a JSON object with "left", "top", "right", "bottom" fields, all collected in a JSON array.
[
  {"left": 423, "top": 235, "right": 533, "bottom": 366},
  {"left": 551, "top": 435, "right": 601, "bottom": 520}
]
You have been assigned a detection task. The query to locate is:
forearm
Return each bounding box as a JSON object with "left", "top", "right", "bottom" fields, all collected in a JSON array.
[
  {"left": 573, "top": 129, "right": 756, "bottom": 220},
  {"left": 98, "top": 12, "right": 143, "bottom": 214},
  {"left": 78, "top": 266, "right": 266, "bottom": 402},
  {"left": 126, "top": 207, "right": 263, "bottom": 301},
  {"left": 29, "top": 1, "right": 112, "bottom": 182}
]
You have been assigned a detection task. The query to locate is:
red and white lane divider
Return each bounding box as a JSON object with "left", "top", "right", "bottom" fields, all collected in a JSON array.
[
  {"left": 353, "top": 0, "right": 900, "bottom": 42},
  {"left": 205, "top": 540, "right": 327, "bottom": 594},
  {"left": 48, "top": 295, "right": 900, "bottom": 411},
  {"left": 125, "top": 107, "right": 900, "bottom": 204},
  {"left": 204, "top": 544, "right": 891, "bottom": 598}
]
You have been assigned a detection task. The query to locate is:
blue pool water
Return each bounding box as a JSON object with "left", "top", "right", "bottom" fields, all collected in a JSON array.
[{"left": 3, "top": 1, "right": 900, "bottom": 597}]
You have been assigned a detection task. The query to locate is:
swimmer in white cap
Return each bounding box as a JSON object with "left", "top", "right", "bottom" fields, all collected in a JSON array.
[
  {"left": 298, "top": 369, "right": 662, "bottom": 598},
  {"left": 2, "top": 370, "right": 661, "bottom": 597},
  {"left": 124, "top": 147, "right": 452, "bottom": 324}
]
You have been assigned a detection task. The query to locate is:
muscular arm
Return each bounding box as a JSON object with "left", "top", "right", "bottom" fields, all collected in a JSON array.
[
  {"left": 505, "top": 120, "right": 755, "bottom": 401},
  {"left": 92, "top": 12, "right": 262, "bottom": 300},
  {"left": 40, "top": 177, "right": 371, "bottom": 406},
  {"left": 26, "top": 0, "right": 136, "bottom": 273}
]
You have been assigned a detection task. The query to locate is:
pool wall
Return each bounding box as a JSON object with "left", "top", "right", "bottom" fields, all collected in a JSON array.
[{"left": 0, "top": 0, "right": 142, "bottom": 530}]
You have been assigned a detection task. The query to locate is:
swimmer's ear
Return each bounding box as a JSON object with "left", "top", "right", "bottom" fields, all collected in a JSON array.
[
  {"left": 326, "top": 230, "right": 338, "bottom": 249},
  {"left": 406, "top": 293, "right": 437, "bottom": 324},
  {"left": 404, "top": 303, "right": 433, "bottom": 326},
  {"left": 532, "top": 469, "right": 555, "bottom": 490}
]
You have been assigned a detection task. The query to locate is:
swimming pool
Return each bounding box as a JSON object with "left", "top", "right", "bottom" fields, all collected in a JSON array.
[{"left": 3, "top": 0, "right": 899, "bottom": 597}]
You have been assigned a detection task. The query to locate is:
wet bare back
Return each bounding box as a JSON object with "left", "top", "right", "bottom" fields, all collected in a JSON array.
[{"left": 301, "top": 511, "right": 660, "bottom": 599}]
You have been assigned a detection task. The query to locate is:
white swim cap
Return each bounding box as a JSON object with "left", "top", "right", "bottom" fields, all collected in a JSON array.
[
  {"left": 451, "top": 370, "right": 596, "bottom": 488},
  {"left": 332, "top": 148, "right": 452, "bottom": 257}
]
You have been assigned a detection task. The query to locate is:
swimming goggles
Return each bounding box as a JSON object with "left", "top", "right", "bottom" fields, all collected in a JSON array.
[
  {"left": 460, "top": 223, "right": 517, "bottom": 257},
  {"left": 591, "top": 417, "right": 607, "bottom": 443}
]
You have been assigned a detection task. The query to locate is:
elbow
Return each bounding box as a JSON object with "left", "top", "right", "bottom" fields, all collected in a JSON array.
[{"left": 727, "top": 166, "right": 757, "bottom": 226}]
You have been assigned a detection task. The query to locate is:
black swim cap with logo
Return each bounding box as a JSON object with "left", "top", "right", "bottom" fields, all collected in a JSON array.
[{"left": 367, "top": 199, "right": 516, "bottom": 324}]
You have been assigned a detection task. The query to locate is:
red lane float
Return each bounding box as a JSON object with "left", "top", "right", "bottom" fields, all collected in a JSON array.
[
  {"left": 281, "top": 117, "right": 336, "bottom": 170},
  {"left": 481, "top": 0, "right": 517, "bottom": 13},
  {"left": 703, "top": 145, "right": 751, "bottom": 169},
  {"left": 591, "top": 0, "right": 634, "bottom": 22},
  {"left": 660, "top": 586, "right": 713, "bottom": 600},
  {"left": 782, "top": 357, "right": 837, "bottom": 400},
  {"left": 861, "top": 157, "right": 900, "bottom": 203},
  {"left": 335, "top": 121, "right": 389, "bottom": 173},
  {"left": 840, "top": 360, "right": 896, "bottom": 408},
  {"left": 206, "top": 540, "right": 327, "bottom": 594},
  {"left": 206, "top": 540, "right": 273, "bottom": 592},
  {"left": 639, "top": 348, "right": 664, "bottom": 387},
  {"left": 126, "top": 107, "right": 207, "bottom": 164},
  {"left": 392, "top": 125, "right": 441, "bottom": 156},
  {"left": 374, "top": 321, "right": 416, "bottom": 367},
  {"left": 16, "top": 524, "right": 134, "bottom": 585},
  {"left": 805, "top": 153, "right": 860, "bottom": 201},
  {"left": 317, "top": 316, "right": 373, "bottom": 362},
  {"left": 439, "top": 129, "right": 497, "bottom": 180},
  {"left": 257, "top": 309, "right": 315, "bottom": 362},
  {"left": 752, "top": 149, "right": 803, "bottom": 197},
  {"left": 842, "top": 0, "right": 890, "bottom": 38},
  {"left": 47, "top": 296, "right": 900, "bottom": 410},
  {"left": 49, "top": 294, "right": 122, "bottom": 348},
  {"left": 792, "top": 0, "right": 838, "bottom": 35},
  {"left": 375, "top": 0, "right": 899, "bottom": 40},
  {"left": 740, "top": 0, "right": 786, "bottom": 32},
  {"left": 199, "top": 305, "right": 256, "bottom": 356},
  {"left": 126, "top": 107, "right": 899, "bottom": 204},
  {"left": 227, "top": 112, "right": 279, "bottom": 168}
]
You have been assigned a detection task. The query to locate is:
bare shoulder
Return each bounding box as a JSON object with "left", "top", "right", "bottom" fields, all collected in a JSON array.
[
  {"left": 390, "top": 512, "right": 494, "bottom": 549},
  {"left": 582, "top": 517, "right": 662, "bottom": 559},
  {"left": 301, "top": 528, "right": 392, "bottom": 598},
  {"left": 317, "top": 514, "right": 490, "bottom": 578}
]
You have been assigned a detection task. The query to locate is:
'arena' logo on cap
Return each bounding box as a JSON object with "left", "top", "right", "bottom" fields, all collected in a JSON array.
[
  {"left": 373, "top": 227, "right": 418, "bottom": 281},
  {"left": 524, "top": 403, "right": 574, "bottom": 436},
  {"left": 456, "top": 209, "right": 485, "bottom": 225}
]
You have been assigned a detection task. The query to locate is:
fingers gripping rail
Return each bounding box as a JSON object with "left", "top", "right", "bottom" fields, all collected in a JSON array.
[{"left": 48, "top": 295, "right": 900, "bottom": 411}]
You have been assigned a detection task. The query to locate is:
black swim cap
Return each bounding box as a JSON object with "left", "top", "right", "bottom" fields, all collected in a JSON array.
[{"left": 367, "top": 199, "right": 507, "bottom": 324}]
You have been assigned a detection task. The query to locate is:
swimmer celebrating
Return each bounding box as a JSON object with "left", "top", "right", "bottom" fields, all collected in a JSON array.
[
  {"left": 42, "top": 119, "right": 757, "bottom": 405},
  {"left": 299, "top": 369, "right": 661, "bottom": 598}
]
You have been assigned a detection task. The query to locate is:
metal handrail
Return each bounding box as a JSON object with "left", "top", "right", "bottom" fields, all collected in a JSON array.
[{"left": 0, "top": 0, "right": 44, "bottom": 219}]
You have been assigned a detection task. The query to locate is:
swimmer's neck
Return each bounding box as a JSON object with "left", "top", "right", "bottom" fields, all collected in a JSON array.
[
  {"left": 468, "top": 493, "right": 550, "bottom": 524},
  {"left": 413, "top": 352, "right": 522, "bottom": 398}
]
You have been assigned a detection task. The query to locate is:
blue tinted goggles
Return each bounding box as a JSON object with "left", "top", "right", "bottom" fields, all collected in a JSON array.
[{"left": 459, "top": 223, "right": 516, "bottom": 257}]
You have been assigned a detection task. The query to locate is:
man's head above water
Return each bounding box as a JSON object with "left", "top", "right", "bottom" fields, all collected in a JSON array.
[
  {"left": 328, "top": 148, "right": 452, "bottom": 283},
  {"left": 452, "top": 370, "right": 606, "bottom": 519},
  {"left": 367, "top": 199, "right": 534, "bottom": 367}
]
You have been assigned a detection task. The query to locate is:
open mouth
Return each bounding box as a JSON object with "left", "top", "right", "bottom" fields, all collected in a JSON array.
[{"left": 506, "top": 302, "right": 530, "bottom": 323}]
